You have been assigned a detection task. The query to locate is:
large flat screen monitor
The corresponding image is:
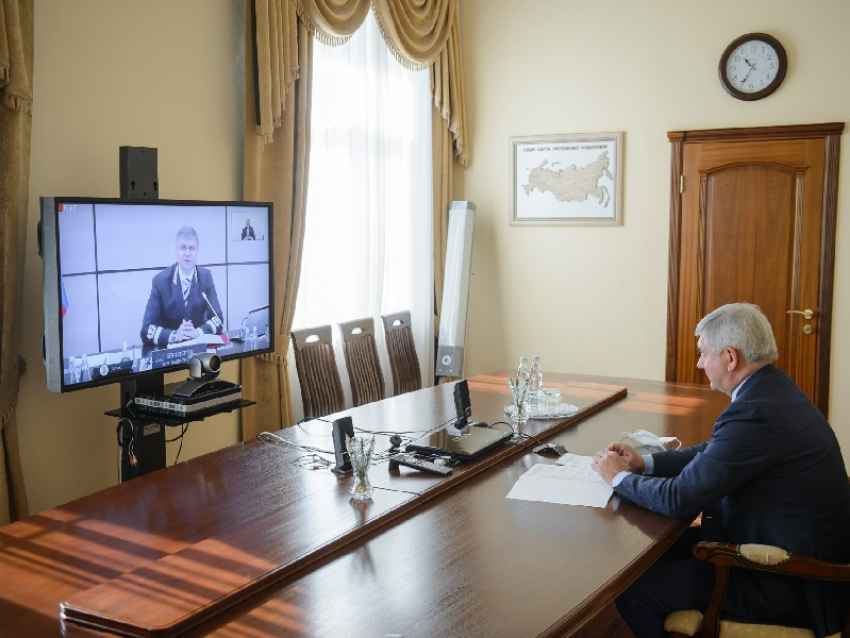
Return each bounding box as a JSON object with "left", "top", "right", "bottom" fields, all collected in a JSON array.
[{"left": 40, "top": 197, "right": 274, "bottom": 393}]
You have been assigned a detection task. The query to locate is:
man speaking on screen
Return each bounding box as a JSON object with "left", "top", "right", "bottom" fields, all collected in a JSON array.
[{"left": 140, "top": 226, "right": 224, "bottom": 348}]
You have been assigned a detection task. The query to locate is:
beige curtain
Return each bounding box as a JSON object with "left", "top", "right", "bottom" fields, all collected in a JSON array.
[
  {"left": 294, "top": 0, "right": 370, "bottom": 44},
  {"left": 241, "top": 0, "right": 468, "bottom": 436},
  {"left": 428, "top": 0, "right": 467, "bottom": 332},
  {"left": 373, "top": 0, "right": 468, "bottom": 333},
  {"left": 0, "top": 0, "right": 33, "bottom": 524},
  {"left": 241, "top": 0, "right": 313, "bottom": 439}
]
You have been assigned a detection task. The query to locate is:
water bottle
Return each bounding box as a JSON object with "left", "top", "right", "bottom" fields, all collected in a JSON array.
[
  {"left": 81, "top": 354, "right": 91, "bottom": 382},
  {"left": 529, "top": 355, "right": 543, "bottom": 391},
  {"left": 517, "top": 357, "right": 530, "bottom": 385},
  {"left": 528, "top": 355, "right": 543, "bottom": 414}
]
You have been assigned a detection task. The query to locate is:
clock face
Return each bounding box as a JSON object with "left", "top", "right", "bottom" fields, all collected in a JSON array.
[{"left": 719, "top": 33, "right": 787, "bottom": 101}]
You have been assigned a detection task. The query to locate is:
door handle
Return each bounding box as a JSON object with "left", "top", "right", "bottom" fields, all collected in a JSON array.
[{"left": 786, "top": 309, "right": 814, "bottom": 320}]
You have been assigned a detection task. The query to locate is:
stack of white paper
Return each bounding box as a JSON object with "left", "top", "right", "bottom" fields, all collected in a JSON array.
[{"left": 506, "top": 453, "right": 613, "bottom": 508}]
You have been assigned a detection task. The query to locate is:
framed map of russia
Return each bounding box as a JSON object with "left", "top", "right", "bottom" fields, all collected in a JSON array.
[{"left": 509, "top": 132, "right": 623, "bottom": 225}]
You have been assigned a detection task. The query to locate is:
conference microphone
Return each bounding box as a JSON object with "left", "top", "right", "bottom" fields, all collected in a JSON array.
[
  {"left": 201, "top": 292, "right": 219, "bottom": 319},
  {"left": 201, "top": 292, "right": 222, "bottom": 330}
]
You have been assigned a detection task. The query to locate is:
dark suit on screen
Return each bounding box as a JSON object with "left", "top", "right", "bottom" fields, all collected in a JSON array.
[
  {"left": 241, "top": 226, "right": 255, "bottom": 240},
  {"left": 140, "top": 264, "right": 224, "bottom": 348},
  {"left": 615, "top": 364, "right": 850, "bottom": 636}
]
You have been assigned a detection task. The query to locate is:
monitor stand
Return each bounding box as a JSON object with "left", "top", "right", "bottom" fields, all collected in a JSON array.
[
  {"left": 118, "top": 373, "right": 166, "bottom": 482},
  {"left": 116, "top": 147, "right": 164, "bottom": 482},
  {"left": 112, "top": 373, "right": 253, "bottom": 483}
]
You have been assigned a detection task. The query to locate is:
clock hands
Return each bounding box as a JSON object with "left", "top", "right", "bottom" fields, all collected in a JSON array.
[{"left": 740, "top": 57, "right": 760, "bottom": 86}]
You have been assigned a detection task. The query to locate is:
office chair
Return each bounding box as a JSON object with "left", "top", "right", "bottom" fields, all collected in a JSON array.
[
  {"left": 381, "top": 311, "right": 421, "bottom": 396},
  {"left": 290, "top": 324, "right": 345, "bottom": 420},
  {"left": 338, "top": 317, "right": 385, "bottom": 407},
  {"left": 666, "top": 541, "right": 850, "bottom": 638}
]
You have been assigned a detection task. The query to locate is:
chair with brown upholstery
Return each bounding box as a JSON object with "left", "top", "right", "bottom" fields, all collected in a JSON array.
[
  {"left": 338, "top": 317, "right": 385, "bottom": 407},
  {"left": 290, "top": 324, "right": 345, "bottom": 420},
  {"left": 381, "top": 311, "right": 421, "bottom": 396},
  {"left": 666, "top": 541, "right": 850, "bottom": 638}
]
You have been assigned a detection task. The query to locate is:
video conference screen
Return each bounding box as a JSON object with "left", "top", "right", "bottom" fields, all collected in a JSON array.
[{"left": 41, "top": 198, "right": 274, "bottom": 393}]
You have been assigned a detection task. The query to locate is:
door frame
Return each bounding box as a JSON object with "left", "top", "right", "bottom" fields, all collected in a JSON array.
[{"left": 666, "top": 123, "right": 843, "bottom": 415}]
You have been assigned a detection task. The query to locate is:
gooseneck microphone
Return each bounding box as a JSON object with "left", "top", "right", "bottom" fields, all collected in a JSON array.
[{"left": 201, "top": 292, "right": 220, "bottom": 322}]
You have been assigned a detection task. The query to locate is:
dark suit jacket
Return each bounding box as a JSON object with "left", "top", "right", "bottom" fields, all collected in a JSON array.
[
  {"left": 615, "top": 365, "right": 850, "bottom": 636},
  {"left": 140, "top": 264, "right": 224, "bottom": 348},
  {"left": 241, "top": 226, "right": 255, "bottom": 240}
]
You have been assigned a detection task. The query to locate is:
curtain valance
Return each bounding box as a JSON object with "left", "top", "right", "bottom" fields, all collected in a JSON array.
[
  {"left": 371, "top": 0, "right": 452, "bottom": 70},
  {"left": 255, "top": 0, "right": 467, "bottom": 164},
  {"left": 292, "top": 0, "right": 454, "bottom": 68},
  {"left": 294, "top": 0, "right": 371, "bottom": 45}
]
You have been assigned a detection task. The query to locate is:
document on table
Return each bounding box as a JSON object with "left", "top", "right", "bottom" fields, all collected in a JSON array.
[{"left": 506, "top": 453, "right": 613, "bottom": 508}]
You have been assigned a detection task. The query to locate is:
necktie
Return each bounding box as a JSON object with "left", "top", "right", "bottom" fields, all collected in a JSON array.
[{"left": 182, "top": 278, "right": 190, "bottom": 301}]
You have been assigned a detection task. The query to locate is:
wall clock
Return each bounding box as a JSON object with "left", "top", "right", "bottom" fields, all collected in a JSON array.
[{"left": 719, "top": 33, "right": 787, "bottom": 101}]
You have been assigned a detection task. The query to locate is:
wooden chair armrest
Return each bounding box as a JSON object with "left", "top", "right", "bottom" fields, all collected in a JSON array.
[
  {"left": 693, "top": 541, "right": 850, "bottom": 581},
  {"left": 690, "top": 541, "right": 850, "bottom": 638}
]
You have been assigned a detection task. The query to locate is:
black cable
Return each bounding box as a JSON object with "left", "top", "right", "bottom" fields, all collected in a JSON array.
[
  {"left": 169, "top": 423, "right": 189, "bottom": 466},
  {"left": 173, "top": 437, "right": 185, "bottom": 465},
  {"left": 488, "top": 420, "right": 515, "bottom": 433},
  {"left": 116, "top": 418, "right": 133, "bottom": 448},
  {"left": 166, "top": 423, "right": 189, "bottom": 443},
  {"left": 487, "top": 420, "right": 542, "bottom": 444},
  {"left": 513, "top": 431, "right": 544, "bottom": 445},
  {"left": 115, "top": 418, "right": 135, "bottom": 481}
]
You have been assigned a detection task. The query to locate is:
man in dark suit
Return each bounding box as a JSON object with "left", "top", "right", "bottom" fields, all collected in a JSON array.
[
  {"left": 592, "top": 303, "right": 850, "bottom": 638},
  {"left": 140, "top": 226, "right": 224, "bottom": 348},
  {"left": 241, "top": 218, "right": 255, "bottom": 240}
]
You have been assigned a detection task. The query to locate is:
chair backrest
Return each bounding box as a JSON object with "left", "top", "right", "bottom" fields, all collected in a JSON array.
[
  {"left": 290, "top": 325, "right": 345, "bottom": 420},
  {"left": 339, "top": 317, "right": 385, "bottom": 407},
  {"left": 381, "top": 311, "right": 421, "bottom": 396}
]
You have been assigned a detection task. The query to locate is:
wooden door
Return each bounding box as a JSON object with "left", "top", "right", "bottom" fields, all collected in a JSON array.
[{"left": 666, "top": 124, "right": 843, "bottom": 415}]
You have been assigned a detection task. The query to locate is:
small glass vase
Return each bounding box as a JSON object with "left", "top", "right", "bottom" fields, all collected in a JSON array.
[
  {"left": 347, "top": 436, "right": 376, "bottom": 501},
  {"left": 508, "top": 377, "right": 530, "bottom": 426}
]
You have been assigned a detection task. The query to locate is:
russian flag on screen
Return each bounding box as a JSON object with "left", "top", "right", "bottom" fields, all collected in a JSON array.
[{"left": 61, "top": 276, "right": 69, "bottom": 316}]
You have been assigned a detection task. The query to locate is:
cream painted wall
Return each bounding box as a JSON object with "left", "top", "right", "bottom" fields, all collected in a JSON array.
[
  {"left": 18, "top": 1, "right": 244, "bottom": 514},
  {"left": 457, "top": 0, "right": 850, "bottom": 468}
]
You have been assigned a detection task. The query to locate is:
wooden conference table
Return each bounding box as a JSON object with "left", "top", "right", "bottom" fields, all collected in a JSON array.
[{"left": 0, "top": 372, "right": 727, "bottom": 637}]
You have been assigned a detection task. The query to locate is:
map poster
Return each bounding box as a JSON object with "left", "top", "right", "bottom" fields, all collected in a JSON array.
[{"left": 510, "top": 132, "right": 623, "bottom": 226}]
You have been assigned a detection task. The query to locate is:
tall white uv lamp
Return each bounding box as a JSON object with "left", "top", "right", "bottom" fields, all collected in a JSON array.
[{"left": 436, "top": 201, "right": 476, "bottom": 378}]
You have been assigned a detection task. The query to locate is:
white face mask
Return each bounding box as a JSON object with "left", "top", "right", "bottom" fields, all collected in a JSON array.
[{"left": 621, "top": 429, "right": 682, "bottom": 450}]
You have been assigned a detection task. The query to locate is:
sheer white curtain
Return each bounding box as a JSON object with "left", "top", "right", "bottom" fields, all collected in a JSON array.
[{"left": 290, "top": 12, "right": 433, "bottom": 414}]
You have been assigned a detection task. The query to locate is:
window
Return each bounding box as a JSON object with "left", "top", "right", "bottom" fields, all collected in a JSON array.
[{"left": 291, "top": 12, "right": 433, "bottom": 413}]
